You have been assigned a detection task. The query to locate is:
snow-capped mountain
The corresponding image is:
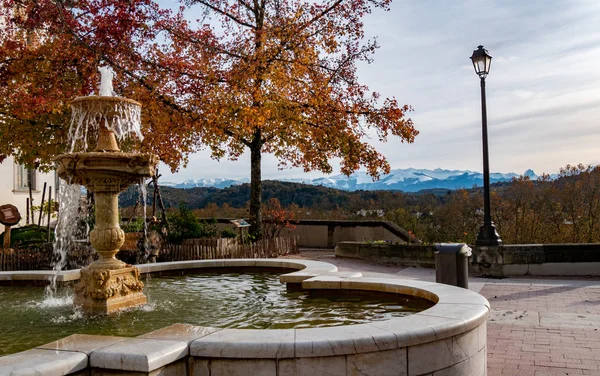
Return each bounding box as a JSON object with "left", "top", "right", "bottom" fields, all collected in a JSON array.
[
  {"left": 163, "top": 168, "right": 540, "bottom": 192},
  {"left": 171, "top": 178, "right": 250, "bottom": 189}
]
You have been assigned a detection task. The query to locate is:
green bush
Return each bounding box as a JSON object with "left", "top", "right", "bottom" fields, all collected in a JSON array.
[
  {"left": 167, "top": 204, "right": 219, "bottom": 243},
  {"left": 220, "top": 227, "right": 238, "bottom": 239},
  {"left": 121, "top": 218, "right": 146, "bottom": 233},
  {"left": 0, "top": 225, "right": 53, "bottom": 248}
]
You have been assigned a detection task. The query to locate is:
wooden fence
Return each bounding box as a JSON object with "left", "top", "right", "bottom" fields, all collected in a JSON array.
[
  {"left": 159, "top": 236, "right": 298, "bottom": 262},
  {"left": 0, "top": 237, "right": 299, "bottom": 270},
  {"left": 0, "top": 246, "right": 53, "bottom": 271},
  {"left": 0, "top": 244, "right": 96, "bottom": 272}
]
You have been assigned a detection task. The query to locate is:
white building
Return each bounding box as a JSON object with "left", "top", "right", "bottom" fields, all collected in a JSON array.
[{"left": 0, "top": 156, "right": 57, "bottom": 227}]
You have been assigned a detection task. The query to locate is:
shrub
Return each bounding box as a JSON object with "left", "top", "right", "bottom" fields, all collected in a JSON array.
[
  {"left": 0, "top": 225, "right": 54, "bottom": 248},
  {"left": 121, "top": 217, "right": 146, "bottom": 233},
  {"left": 220, "top": 227, "right": 238, "bottom": 239},
  {"left": 167, "top": 204, "right": 219, "bottom": 243}
]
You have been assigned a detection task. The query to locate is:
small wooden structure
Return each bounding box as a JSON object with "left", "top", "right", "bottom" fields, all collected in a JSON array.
[
  {"left": 0, "top": 204, "right": 21, "bottom": 249},
  {"left": 230, "top": 219, "right": 251, "bottom": 244}
]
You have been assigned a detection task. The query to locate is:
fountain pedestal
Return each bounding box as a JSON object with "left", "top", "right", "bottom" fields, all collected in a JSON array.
[
  {"left": 74, "top": 266, "right": 147, "bottom": 314},
  {"left": 55, "top": 96, "right": 158, "bottom": 315},
  {"left": 73, "top": 190, "right": 146, "bottom": 315}
]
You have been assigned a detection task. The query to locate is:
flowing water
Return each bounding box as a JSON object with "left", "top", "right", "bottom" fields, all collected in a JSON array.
[
  {"left": 138, "top": 180, "right": 149, "bottom": 262},
  {"left": 44, "top": 181, "right": 87, "bottom": 298},
  {"left": 1, "top": 269, "right": 434, "bottom": 356},
  {"left": 67, "top": 99, "right": 143, "bottom": 153}
]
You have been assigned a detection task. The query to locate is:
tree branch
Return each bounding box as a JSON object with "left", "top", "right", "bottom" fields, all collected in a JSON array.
[{"left": 188, "top": 0, "right": 256, "bottom": 29}]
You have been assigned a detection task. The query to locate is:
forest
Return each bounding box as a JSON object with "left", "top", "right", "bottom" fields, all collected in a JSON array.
[{"left": 121, "top": 164, "right": 600, "bottom": 245}]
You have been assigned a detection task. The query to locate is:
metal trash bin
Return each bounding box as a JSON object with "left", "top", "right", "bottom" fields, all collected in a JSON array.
[{"left": 435, "top": 243, "right": 472, "bottom": 289}]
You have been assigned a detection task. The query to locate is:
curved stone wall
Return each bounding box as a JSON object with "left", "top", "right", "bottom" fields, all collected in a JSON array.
[{"left": 0, "top": 259, "right": 489, "bottom": 376}]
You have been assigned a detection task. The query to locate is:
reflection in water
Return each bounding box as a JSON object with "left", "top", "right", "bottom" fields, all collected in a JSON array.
[{"left": 0, "top": 269, "right": 433, "bottom": 355}]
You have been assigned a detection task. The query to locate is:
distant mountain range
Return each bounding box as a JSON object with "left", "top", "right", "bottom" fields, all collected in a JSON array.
[{"left": 162, "top": 168, "right": 546, "bottom": 192}]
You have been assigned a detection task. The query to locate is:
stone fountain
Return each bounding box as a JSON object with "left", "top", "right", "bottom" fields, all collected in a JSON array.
[{"left": 54, "top": 67, "right": 159, "bottom": 315}]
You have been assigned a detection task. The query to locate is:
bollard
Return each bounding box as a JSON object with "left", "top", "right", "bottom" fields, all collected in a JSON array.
[{"left": 435, "top": 243, "right": 472, "bottom": 289}]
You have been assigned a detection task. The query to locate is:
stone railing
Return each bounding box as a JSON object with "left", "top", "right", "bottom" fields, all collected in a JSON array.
[
  {"left": 472, "top": 243, "right": 600, "bottom": 277},
  {"left": 211, "top": 218, "right": 415, "bottom": 248},
  {"left": 335, "top": 242, "right": 436, "bottom": 268},
  {"left": 336, "top": 242, "right": 600, "bottom": 277}
]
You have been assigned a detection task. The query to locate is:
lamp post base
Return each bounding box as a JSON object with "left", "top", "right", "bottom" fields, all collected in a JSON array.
[{"left": 475, "top": 224, "right": 502, "bottom": 246}]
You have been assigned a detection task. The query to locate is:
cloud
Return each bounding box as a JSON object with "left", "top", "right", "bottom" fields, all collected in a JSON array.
[{"left": 158, "top": 0, "right": 600, "bottom": 182}]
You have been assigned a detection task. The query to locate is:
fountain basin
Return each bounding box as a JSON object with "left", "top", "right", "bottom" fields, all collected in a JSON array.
[
  {"left": 0, "top": 266, "right": 434, "bottom": 355},
  {"left": 55, "top": 152, "right": 159, "bottom": 193},
  {"left": 0, "top": 259, "right": 489, "bottom": 376}
]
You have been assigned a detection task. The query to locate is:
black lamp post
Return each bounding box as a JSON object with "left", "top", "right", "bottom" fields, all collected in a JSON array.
[{"left": 471, "top": 45, "right": 502, "bottom": 246}]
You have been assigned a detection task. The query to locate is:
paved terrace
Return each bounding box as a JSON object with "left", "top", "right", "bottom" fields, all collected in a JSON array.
[{"left": 283, "top": 250, "right": 600, "bottom": 376}]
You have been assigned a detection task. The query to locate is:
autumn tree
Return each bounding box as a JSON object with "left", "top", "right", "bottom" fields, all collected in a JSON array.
[
  {"left": 262, "top": 197, "right": 296, "bottom": 239},
  {"left": 0, "top": 3, "right": 91, "bottom": 168},
  {"left": 492, "top": 177, "right": 539, "bottom": 244},
  {"left": 534, "top": 173, "right": 565, "bottom": 243},
  {"left": 0, "top": 0, "right": 417, "bottom": 238},
  {"left": 556, "top": 164, "right": 600, "bottom": 243},
  {"left": 433, "top": 189, "right": 482, "bottom": 244}
]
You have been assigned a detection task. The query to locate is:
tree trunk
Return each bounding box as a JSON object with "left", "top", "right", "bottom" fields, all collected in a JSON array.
[
  {"left": 28, "top": 168, "right": 35, "bottom": 223},
  {"left": 249, "top": 133, "right": 262, "bottom": 240}
]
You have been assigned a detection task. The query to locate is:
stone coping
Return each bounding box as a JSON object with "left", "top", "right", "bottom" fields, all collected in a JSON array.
[
  {"left": 135, "top": 258, "right": 339, "bottom": 280},
  {"left": 89, "top": 338, "right": 188, "bottom": 372},
  {"left": 0, "top": 349, "right": 88, "bottom": 375},
  {"left": 0, "top": 269, "right": 80, "bottom": 282},
  {"left": 0, "top": 259, "right": 489, "bottom": 375},
  {"left": 187, "top": 275, "right": 489, "bottom": 359},
  {"left": 0, "top": 258, "right": 337, "bottom": 284}
]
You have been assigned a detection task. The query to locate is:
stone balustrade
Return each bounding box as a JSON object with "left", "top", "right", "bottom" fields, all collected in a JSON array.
[{"left": 335, "top": 241, "right": 600, "bottom": 277}]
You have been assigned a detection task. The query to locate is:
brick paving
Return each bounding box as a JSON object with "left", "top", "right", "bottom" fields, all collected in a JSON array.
[
  {"left": 486, "top": 325, "right": 600, "bottom": 376},
  {"left": 481, "top": 283, "right": 600, "bottom": 315},
  {"left": 480, "top": 284, "right": 600, "bottom": 376},
  {"left": 285, "top": 250, "right": 600, "bottom": 376}
]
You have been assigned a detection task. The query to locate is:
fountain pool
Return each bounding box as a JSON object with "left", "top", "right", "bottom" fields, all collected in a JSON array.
[
  {"left": 0, "top": 259, "right": 490, "bottom": 375},
  {"left": 0, "top": 267, "right": 433, "bottom": 356}
]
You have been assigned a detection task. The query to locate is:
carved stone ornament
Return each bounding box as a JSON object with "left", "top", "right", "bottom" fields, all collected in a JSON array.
[
  {"left": 90, "top": 226, "right": 125, "bottom": 252},
  {"left": 75, "top": 266, "right": 144, "bottom": 302}
]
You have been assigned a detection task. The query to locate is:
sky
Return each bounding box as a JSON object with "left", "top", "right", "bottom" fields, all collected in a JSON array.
[{"left": 159, "top": 0, "right": 600, "bottom": 183}]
